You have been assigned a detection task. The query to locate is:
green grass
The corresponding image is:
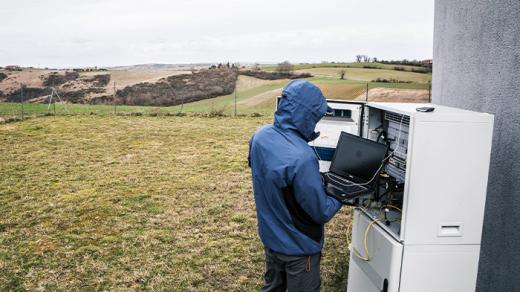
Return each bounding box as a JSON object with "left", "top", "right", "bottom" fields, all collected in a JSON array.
[
  {"left": 0, "top": 115, "right": 352, "bottom": 290},
  {"left": 0, "top": 102, "right": 152, "bottom": 116},
  {"left": 176, "top": 81, "right": 287, "bottom": 115}
]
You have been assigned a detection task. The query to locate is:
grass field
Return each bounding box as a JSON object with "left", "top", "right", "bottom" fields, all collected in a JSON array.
[
  {"left": 1, "top": 64, "right": 431, "bottom": 121},
  {"left": 0, "top": 115, "right": 352, "bottom": 290},
  {"left": 297, "top": 67, "right": 431, "bottom": 83}
]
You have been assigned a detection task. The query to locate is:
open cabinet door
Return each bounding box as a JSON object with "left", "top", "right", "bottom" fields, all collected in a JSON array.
[{"left": 310, "top": 100, "right": 365, "bottom": 172}]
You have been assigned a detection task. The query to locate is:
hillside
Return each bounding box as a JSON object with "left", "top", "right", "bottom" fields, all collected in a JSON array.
[
  {"left": 0, "top": 62, "right": 431, "bottom": 119},
  {"left": 0, "top": 68, "right": 236, "bottom": 106},
  {"left": 116, "top": 69, "right": 238, "bottom": 106}
]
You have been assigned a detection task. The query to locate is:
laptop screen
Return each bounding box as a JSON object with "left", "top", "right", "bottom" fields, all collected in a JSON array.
[{"left": 330, "top": 132, "right": 388, "bottom": 183}]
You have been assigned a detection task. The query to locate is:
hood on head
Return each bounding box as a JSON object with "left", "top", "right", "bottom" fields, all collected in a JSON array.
[{"left": 274, "top": 80, "right": 329, "bottom": 142}]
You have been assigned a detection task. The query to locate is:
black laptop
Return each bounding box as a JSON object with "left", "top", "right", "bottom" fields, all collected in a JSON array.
[{"left": 325, "top": 132, "right": 388, "bottom": 203}]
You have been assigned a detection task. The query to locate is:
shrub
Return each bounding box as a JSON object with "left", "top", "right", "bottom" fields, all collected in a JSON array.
[
  {"left": 86, "top": 74, "right": 111, "bottom": 87},
  {"left": 42, "top": 71, "right": 79, "bottom": 86},
  {"left": 5, "top": 87, "right": 52, "bottom": 102},
  {"left": 276, "top": 61, "right": 294, "bottom": 74},
  {"left": 363, "top": 65, "right": 381, "bottom": 69},
  {"left": 372, "top": 78, "right": 412, "bottom": 84},
  {"left": 61, "top": 88, "right": 106, "bottom": 103},
  {"left": 208, "top": 104, "right": 228, "bottom": 117},
  {"left": 411, "top": 67, "right": 432, "bottom": 74},
  {"left": 116, "top": 69, "right": 238, "bottom": 106}
]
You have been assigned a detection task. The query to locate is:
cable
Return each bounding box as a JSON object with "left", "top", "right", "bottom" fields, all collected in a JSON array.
[
  {"left": 351, "top": 205, "right": 402, "bottom": 262},
  {"left": 380, "top": 204, "right": 402, "bottom": 213},
  {"left": 376, "top": 130, "right": 386, "bottom": 143},
  {"left": 325, "top": 114, "right": 405, "bottom": 188},
  {"left": 352, "top": 217, "right": 380, "bottom": 261},
  {"left": 347, "top": 115, "right": 407, "bottom": 262}
]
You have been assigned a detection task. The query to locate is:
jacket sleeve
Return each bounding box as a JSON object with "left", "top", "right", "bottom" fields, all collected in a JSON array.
[
  {"left": 292, "top": 155, "right": 342, "bottom": 224},
  {"left": 248, "top": 136, "right": 253, "bottom": 168}
]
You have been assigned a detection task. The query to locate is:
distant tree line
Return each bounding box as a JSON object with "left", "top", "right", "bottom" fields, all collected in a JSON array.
[
  {"left": 355, "top": 55, "right": 374, "bottom": 63},
  {"left": 354, "top": 55, "right": 432, "bottom": 73},
  {"left": 240, "top": 61, "right": 312, "bottom": 80},
  {"left": 379, "top": 59, "right": 432, "bottom": 69},
  {"left": 209, "top": 62, "right": 243, "bottom": 70},
  {"left": 240, "top": 70, "right": 312, "bottom": 80}
]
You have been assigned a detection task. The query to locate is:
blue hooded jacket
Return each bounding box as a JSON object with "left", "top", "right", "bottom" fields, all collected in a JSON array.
[{"left": 248, "top": 80, "right": 342, "bottom": 256}]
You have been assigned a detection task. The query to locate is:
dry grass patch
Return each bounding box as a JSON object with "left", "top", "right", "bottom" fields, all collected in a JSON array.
[
  {"left": 315, "top": 83, "right": 367, "bottom": 100},
  {"left": 108, "top": 69, "right": 192, "bottom": 90},
  {"left": 0, "top": 115, "right": 351, "bottom": 290},
  {"left": 355, "top": 88, "right": 430, "bottom": 103},
  {"left": 296, "top": 67, "right": 432, "bottom": 83}
]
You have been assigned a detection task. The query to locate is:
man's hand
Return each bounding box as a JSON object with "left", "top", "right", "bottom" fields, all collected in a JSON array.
[{"left": 320, "top": 172, "right": 329, "bottom": 186}]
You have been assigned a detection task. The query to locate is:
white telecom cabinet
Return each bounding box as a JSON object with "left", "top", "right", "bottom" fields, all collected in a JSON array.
[{"left": 310, "top": 101, "right": 494, "bottom": 292}]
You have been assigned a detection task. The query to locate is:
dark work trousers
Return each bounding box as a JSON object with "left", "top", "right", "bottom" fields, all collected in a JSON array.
[{"left": 262, "top": 247, "right": 321, "bottom": 292}]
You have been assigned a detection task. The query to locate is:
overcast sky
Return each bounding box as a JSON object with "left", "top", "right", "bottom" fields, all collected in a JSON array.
[{"left": 0, "top": 0, "right": 434, "bottom": 68}]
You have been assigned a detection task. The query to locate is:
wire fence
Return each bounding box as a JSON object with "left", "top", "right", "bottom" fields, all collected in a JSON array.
[{"left": 0, "top": 82, "right": 432, "bottom": 122}]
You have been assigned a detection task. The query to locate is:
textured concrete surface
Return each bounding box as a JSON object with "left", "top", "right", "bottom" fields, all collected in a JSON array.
[{"left": 433, "top": 1, "right": 520, "bottom": 291}]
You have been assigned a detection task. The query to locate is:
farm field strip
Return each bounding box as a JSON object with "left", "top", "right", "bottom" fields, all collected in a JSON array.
[{"left": 297, "top": 67, "right": 431, "bottom": 83}]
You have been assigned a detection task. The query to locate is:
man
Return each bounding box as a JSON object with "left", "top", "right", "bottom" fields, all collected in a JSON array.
[{"left": 248, "top": 80, "right": 342, "bottom": 291}]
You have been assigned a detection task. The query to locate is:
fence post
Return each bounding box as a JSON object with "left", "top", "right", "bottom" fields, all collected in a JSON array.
[
  {"left": 365, "top": 83, "right": 369, "bottom": 102},
  {"left": 428, "top": 83, "right": 432, "bottom": 103},
  {"left": 20, "top": 84, "right": 24, "bottom": 120},
  {"left": 113, "top": 82, "right": 117, "bottom": 115},
  {"left": 234, "top": 87, "right": 237, "bottom": 117}
]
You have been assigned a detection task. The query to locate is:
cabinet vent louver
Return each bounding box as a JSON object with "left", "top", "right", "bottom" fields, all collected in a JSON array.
[{"left": 385, "top": 111, "right": 410, "bottom": 126}]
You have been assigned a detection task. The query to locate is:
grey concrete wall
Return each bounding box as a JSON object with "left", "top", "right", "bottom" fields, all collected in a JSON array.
[{"left": 433, "top": 0, "right": 520, "bottom": 291}]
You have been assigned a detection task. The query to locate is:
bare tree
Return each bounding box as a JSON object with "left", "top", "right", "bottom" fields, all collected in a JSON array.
[
  {"left": 231, "top": 62, "right": 240, "bottom": 71},
  {"left": 339, "top": 69, "right": 346, "bottom": 80},
  {"left": 363, "top": 55, "right": 370, "bottom": 62},
  {"left": 356, "top": 55, "right": 363, "bottom": 63},
  {"left": 276, "top": 61, "right": 294, "bottom": 74}
]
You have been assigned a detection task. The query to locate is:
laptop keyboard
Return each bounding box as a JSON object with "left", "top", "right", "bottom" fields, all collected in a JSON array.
[
  {"left": 331, "top": 182, "right": 367, "bottom": 193},
  {"left": 326, "top": 173, "right": 371, "bottom": 197},
  {"left": 332, "top": 183, "right": 367, "bottom": 194}
]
